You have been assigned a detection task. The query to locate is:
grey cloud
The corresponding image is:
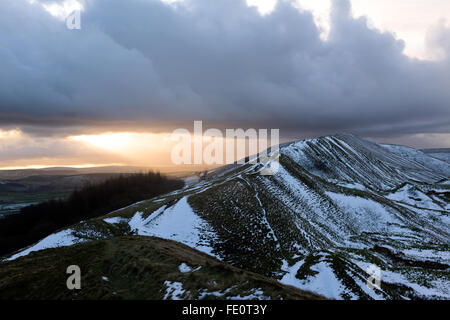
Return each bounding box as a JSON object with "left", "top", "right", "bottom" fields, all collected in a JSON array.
[{"left": 0, "top": 0, "right": 449, "bottom": 139}]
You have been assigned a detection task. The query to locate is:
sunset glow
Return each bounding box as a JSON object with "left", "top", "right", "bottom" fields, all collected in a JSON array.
[{"left": 70, "top": 132, "right": 135, "bottom": 152}]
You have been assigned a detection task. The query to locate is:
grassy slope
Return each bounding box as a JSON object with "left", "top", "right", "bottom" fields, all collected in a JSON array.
[{"left": 0, "top": 236, "right": 325, "bottom": 300}]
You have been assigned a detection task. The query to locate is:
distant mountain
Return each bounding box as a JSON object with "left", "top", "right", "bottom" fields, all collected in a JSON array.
[
  {"left": 0, "top": 173, "right": 122, "bottom": 194},
  {"left": 421, "top": 148, "right": 450, "bottom": 164},
  {"left": 2, "top": 134, "right": 449, "bottom": 300},
  {"left": 0, "top": 166, "right": 150, "bottom": 180},
  {"left": 0, "top": 165, "right": 215, "bottom": 181}
]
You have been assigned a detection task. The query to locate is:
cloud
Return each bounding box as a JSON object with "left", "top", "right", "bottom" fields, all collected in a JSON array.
[
  {"left": 426, "top": 19, "right": 450, "bottom": 60},
  {"left": 0, "top": 0, "right": 449, "bottom": 140},
  {"left": 0, "top": 128, "right": 126, "bottom": 167}
]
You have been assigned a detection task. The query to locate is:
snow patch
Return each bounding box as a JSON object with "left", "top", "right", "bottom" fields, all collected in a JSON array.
[
  {"left": 280, "top": 259, "right": 347, "bottom": 300},
  {"left": 163, "top": 281, "right": 186, "bottom": 300},
  {"left": 103, "top": 216, "right": 127, "bottom": 224},
  {"left": 326, "top": 191, "right": 403, "bottom": 234},
  {"left": 178, "top": 262, "right": 201, "bottom": 273},
  {"left": 6, "top": 229, "right": 83, "bottom": 261},
  {"left": 128, "top": 197, "right": 217, "bottom": 257}
]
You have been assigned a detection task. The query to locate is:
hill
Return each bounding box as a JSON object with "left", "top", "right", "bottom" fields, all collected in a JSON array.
[
  {"left": 2, "top": 134, "right": 449, "bottom": 300},
  {"left": 0, "top": 236, "right": 324, "bottom": 300}
]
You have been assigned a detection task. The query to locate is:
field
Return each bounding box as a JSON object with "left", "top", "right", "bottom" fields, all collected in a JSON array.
[{"left": 0, "top": 192, "right": 69, "bottom": 219}]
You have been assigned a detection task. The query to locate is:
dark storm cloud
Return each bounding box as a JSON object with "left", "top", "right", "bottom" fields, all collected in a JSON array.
[{"left": 1, "top": 0, "right": 449, "bottom": 138}]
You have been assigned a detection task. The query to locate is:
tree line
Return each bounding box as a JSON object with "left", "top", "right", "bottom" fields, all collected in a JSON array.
[{"left": 0, "top": 172, "right": 184, "bottom": 256}]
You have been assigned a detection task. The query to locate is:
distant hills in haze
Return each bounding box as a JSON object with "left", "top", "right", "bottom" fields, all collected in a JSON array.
[{"left": 0, "top": 166, "right": 152, "bottom": 180}]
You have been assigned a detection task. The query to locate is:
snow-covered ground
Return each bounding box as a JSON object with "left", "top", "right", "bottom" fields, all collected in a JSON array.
[
  {"left": 280, "top": 257, "right": 357, "bottom": 300},
  {"left": 382, "top": 144, "right": 450, "bottom": 177},
  {"left": 5, "top": 229, "right": 84, "bottom": 261},
  {"left": 178, "top": 262, "right": 201, "bottom": 273},
  {"left": 386, "top": 184, "right": 444, "bottom": 211},
  {"left": 126, "top": 197, "right": 218, "bottom": 257}
]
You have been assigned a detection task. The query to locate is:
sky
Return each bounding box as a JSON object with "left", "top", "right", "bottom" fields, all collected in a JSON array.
[{"left": 0, "top": 0, "right": 449, "bottom": 169}]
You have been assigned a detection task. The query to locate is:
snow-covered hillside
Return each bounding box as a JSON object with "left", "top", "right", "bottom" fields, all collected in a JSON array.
[
  {"left": 4, "top": 134, "right": 449, "bottom": 300},
  {"left": 422, "top": 148, "right": 450, "bottom": 165},
  {"left": 382, "top": 144, "right": 450, "bottom": 177}
]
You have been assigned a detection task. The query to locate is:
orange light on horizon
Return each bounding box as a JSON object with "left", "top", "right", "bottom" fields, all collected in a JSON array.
[
  {"left": 67, "top": 131, "right": 176, "bottom": 167},
  {"left": 69, "top": 132, "right": 135, "bottom": 152},
  {"left": 0, "top": 163, "right": 127, "bottom": 171}
]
